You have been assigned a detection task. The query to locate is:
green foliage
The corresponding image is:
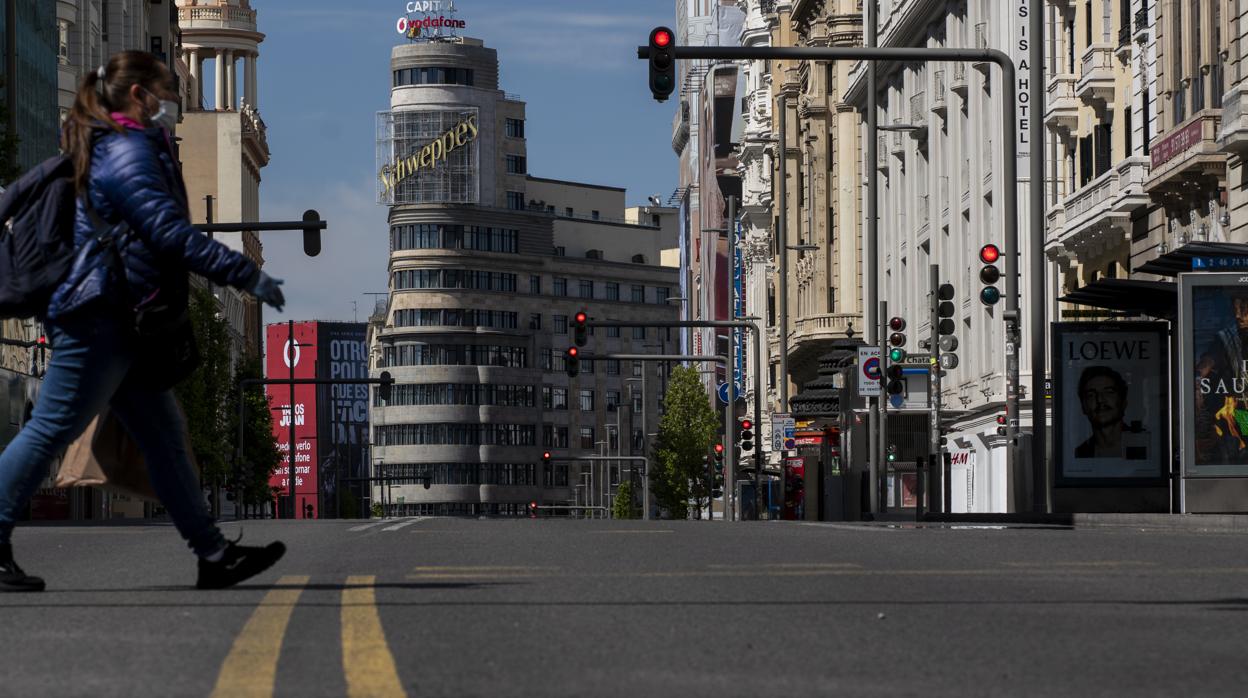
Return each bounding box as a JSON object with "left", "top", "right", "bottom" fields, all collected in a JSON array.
[
  {"left": 651, "top": 365, "right": 719, "bottom": 519},
  {"left": 613, "top": 480, "right": 636, "bottom": 520},
  {"left": 174, "top": 285, "right": 233, "bottom": 488},
  {"left": 229, "top": 356, "right": 283, "bottom": 508},
  {"left": 371, "top": 502, "right": 384, "bottom": 519}
]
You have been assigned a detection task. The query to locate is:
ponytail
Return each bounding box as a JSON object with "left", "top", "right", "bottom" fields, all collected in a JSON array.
[{"left": 60, "top": 51, "right": 171, "bottom": 193}]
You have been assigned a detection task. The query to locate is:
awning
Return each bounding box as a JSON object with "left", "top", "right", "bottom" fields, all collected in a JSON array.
[
  {"left": 1058, "top": 278, "right": 1177, "bottom": 318},
  {"left": 1135, "top": 241, "right": 1248, "bottom": 277}
]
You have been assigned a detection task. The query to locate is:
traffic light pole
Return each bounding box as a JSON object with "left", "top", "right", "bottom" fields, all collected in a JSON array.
[
  {"left": 878, "top": 300, "right": 888, "bottom": 514},
  {"left": 582, "top": 353, "right": 729, "bottom": 520},
  {"left": 642, "top": 43, "right": 1029, "bottom": 511},
  {"left": 585, "top": 320, "right": 764, "bottom": 519},
  {"left": 929, "top": 265, "right": 943, "bottom": 513}
]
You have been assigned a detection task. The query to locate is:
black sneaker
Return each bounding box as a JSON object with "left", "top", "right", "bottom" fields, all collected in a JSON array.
[
  {"left": 0, "top": 555, "right": 46, "bottom": 593},
  {"left": 196, "top": 541, "right": 286, "bottom": 590}
]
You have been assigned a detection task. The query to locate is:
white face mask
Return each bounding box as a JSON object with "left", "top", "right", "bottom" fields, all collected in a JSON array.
[{"left": 143, "top": 89, "right": 179, "bottom": 132}]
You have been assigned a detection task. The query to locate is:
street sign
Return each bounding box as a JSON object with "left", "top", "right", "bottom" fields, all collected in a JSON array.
[
  {"left": 717, "top": 382, "right": 732, "bottom": 405},
  {"left": 858, "top": 347, "right": 881, "bottom": 397},
  {"left": 782, "top": 417, "right": 796, "bottom": 450},
  {"left": 772, "top": 412, "right": 790, "bottom": 452}
]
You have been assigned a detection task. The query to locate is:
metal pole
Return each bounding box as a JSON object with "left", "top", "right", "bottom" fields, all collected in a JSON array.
[
  {"left": 726, "top": 195, "right": 737, "bottom": 522},
  {"left": 641, "top": 370, "right": 649, "bottom": 521},
  {"left": 879, "top": 300, "right": 888, "bottom": 513},
  {"left": 754, "top": 321, "right": 763, "bottom": 520},
  {"left": 1030, "top": 0, "right": 1048, "bottom": 513},
  {"left": 865, "top": 0, "right": 880, "bottom": 518},
  {"left": 287, "top": 319, "right": 295, "bottom": 520},
  {"left": 777, "top": 93, "right": 790, "bottom": 413},
  {"left": 929, "top": 264, "right": 942, "bottom": 514}
]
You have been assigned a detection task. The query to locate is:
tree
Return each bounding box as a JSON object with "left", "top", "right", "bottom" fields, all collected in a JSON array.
[
  {"left": 174, "top": 286, "right": 233, "bottom": 492},
  {"left": 229, "top": 356, "right": 282, "bottom": 510},
  {"left": 651, "top": 365, "right": 719, "bottom": 519},
  {"left": 612, "top": 480, "right": 636, "bottom": 520}
]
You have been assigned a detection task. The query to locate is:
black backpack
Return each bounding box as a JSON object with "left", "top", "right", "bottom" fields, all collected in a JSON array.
[{"left": 0, "top": 155, "right": 79, "bottom": 318}]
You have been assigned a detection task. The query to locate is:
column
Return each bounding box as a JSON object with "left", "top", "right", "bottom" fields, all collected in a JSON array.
[
  {"left": 224, "top": 50, "right": 235, "bottom": 110},
  {"left": 246, "top": 53, "right": 257, "bottom": 109},
  {"left": 214, "top": 50, "right": 225, "bottom": 111},
  {"left": 188, "top": 49, "right": 200, "bottom": 110}
]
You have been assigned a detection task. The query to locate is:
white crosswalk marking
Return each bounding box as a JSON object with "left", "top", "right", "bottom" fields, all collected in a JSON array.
[
  {"left": 381, "top": 518, "right": 423, "bottom": 532},
  {"left": 347, "top": 521, "right": 389, "bottom": 532}
]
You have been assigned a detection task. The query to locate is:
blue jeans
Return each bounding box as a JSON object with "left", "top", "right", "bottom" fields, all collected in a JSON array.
[{"left": 0, "top": 314, "right": 225, "bottom": 557}]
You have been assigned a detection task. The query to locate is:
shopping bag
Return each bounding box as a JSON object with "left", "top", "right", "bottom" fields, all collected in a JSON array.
[{"left": 57, "top": 409, "right": 158, "bottom": 501}]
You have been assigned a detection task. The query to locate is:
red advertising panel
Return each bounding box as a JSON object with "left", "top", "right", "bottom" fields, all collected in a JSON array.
[
  {"left": 266, "top": 323, "right": 319, "bottom": 518},
  {"left": 783, "top": 457, "right": 805, "bottom": 520}
]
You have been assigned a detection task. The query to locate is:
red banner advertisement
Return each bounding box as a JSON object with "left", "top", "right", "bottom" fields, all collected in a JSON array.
[{"left": 266, "top": 323, "right": 319, "bottom": 518}]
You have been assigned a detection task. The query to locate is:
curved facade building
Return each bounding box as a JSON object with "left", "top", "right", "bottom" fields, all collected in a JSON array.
[{"left": 371, "top": 37, "right": 681, "bottom": 517}]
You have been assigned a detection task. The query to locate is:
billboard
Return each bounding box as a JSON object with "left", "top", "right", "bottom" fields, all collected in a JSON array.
[
  {"left": 376, "top": 108, "right": 480, "bottom": 205},
  {"left": 315, "top": 323, "right": 370, "bottom": 518},
  {"left": 1052, "top": 322, "right": 1169, "bottom": 486},
  {"left": 1180, "top": 274, "right": 1248, "bottom": 477},
  {"left": 266, "top": 323, "right": 319, "bottom": 518}
]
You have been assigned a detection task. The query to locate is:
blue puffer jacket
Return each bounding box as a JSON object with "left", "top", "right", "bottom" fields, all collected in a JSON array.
[{"left": 47, "top": 123, "right": 260, "bottom": 320}]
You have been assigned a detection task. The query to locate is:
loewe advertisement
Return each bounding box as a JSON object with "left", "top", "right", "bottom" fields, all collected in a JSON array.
[
  {"left": 1181, "top": 274, "right": 1248, "bottom": 476},
  {"left": 1052, "top": 323, "right": 1169, "bottom": 486}
]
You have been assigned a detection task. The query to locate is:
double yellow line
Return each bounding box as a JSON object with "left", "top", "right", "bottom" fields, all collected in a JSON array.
[{"left": 209, "top": 575, "right": 406, "bottom": 698}]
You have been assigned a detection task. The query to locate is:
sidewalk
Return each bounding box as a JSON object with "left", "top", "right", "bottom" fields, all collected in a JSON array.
[{"left": 895, "top": 512, "right": 1248, "bottom": 533}]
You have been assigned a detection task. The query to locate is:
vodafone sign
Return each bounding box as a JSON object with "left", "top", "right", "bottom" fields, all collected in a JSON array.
[{"left": 397, "top": 0, "right": 466, "bottom": 39}]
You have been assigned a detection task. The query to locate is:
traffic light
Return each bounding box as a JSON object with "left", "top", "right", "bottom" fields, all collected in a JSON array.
[
  {"left": 378, "top": 371, "right": 393, "bottom": 402},
  {"left": 564, "top": 346, "right": 580, "bottom": 378},
  {"left": 713, "top": 442, "right": 724, "bottom": 472},
  {"left": 739, "top": 418, "right": 754, "bottom": 453},
  {"left": 996, "top": 414, "right": 1008, "bottom": 436},
  {"left": 887, "top": 444, "right": 898, "bottom": 463},
  {"left": 302, "top": 209, "right": 323, "bottom": 257},
  {"left": 648, "top": 27, "right": 676, "bottom": 102},
  {"left": 573, "top": 310, "right": 589, "bottom": 347},
  {"left": 542, "top": 451, "right": 552, "bottom": 467},
  {"left": 979, "top": 244, "right": 1002, "bottom": 306},
  {"left": 528, "top": 501, "right": 539, "bottom": 518},
  {"left": 936, "top": 283, "right": 959, "bottom": 371},
  {"left": 888, "top": 316, "right": 906, "bottom": 362},
  {"left": 885, "top": 363, "right": 905, "bottom": 396}
]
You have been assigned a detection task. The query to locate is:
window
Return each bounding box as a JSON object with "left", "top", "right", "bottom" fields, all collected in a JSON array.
[
  {"left": 505, "top": 154, "right": 527, "bottom": 174},
  {"left": 581, "top": 358, "right": 595, "bottom": 375},
  {"left": 552, "top": 387, "right": 568, "bottom": 410},
  {"left": 591, "top": 210, "right": 600, "bottom": 221},
  {"left": 579, "top": 280, "right": 593, "bottom": 298},
  {"left": 505, "top": 118, "right": 525, "bottom": 138},
  {"left": 608, "top": 427, "right": 619, "bottom": 451},
  {"left": 606, "top": 390, "right": 621, "bottom": 411},
  {"left": 565, "top": 207, "right": 574, "bottom": 217},
  {"left": 543, "top": 425, "right": 554, "bottom": 448},
  {"left": 606, "top": 359, "right": 620, "bottom": 375},
  {"left": 506, "top": 191, "right": 526, "bottom": 210},
  {"left": 383, "top": 343, "right": 527, "bottom": 368},
  {"left": 579, "top": 389, "right": 595, "bottom": 411},
  {"left": 380, "top": 384, "right": 535, "bottom": 408},
  {"left": 554, "top": 246, "right": 566, "bottom": 257},
  {"left": 632, "top": 429, "right": 644, "bottom": 451},
  {"left": 542, "top": 386, "right": 553, "bottom": 409},
  {"left": 651, "top": 214, "right": 661, "bottom": 227},
  {"left": 554, "top": 278, "right": 568, "bottom": 296},
  {"left": 392, "top": 66, "right": 475, "bottom": 87},
  {"left": 391, "top": 309, "right": 518, "bottom": 329},
  {"left": 375, "top": 424, "right": 536, "bottom": 447},
  {"left": 392, "top": 224, "right": 520, "bottom": 252},
  {"left": 554, "top": 464, "right": 569, "bottom": 486},
  {"left": 632, "top": 327, "right": 646, "bottom": 340},
  {"left": 529, "top": 313, "right": 541, "bottom": 330},
  {"left": 607, "top": 326, "right": 620, "bottom": 338},
  {"left": 632, "top": 392, "right": 643, "bottom": 412},
  {"left": 632, "top": 361, "right": 643, "bottom": 377},
  {"left": 58, "top": 21, "right": 71, "bottom": 65},
  {"left": 554, "top": 315, "right": 568, "bottom": 334},
  {"left": 1094, "top": 122, "right": 1112, "bottom": 178},
  {"left": 530, "top": 275, "right": 541, "bottom": 294},
  {"left": 580, "top": 427, "right": 595, "bottom": 449},
  {"left": 606, "top": 282, "right": 620, "bottom": 301},
  {"left": 631, "top": 285, "right": 645, "bottom": 303},
  {"left": 392, "top": 269, "right": 517, "bottom": 292},
  {"left": 555, "top": 427, "right": 569, "bottom": 448},
  {"left": 655, "top": 287, "right": 670, "bottom": 305}
]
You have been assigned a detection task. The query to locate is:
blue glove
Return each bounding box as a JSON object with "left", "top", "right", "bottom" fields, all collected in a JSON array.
[{"left": 249, "top": 271, "right": 285, "bottom": 311}]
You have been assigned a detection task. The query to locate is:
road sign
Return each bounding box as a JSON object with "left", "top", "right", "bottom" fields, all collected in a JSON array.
[
  {"left": 772, "top": 412, "right": 790, "bottom": 452},
  {"left": 717, "top": 382, "right": 732, "bottom": 405},
  {"left": 782, "top": 417, "right": 796, "bottom": 450},
  {"left": 858, "top": 347, "right": 881, "bottom": 397}
]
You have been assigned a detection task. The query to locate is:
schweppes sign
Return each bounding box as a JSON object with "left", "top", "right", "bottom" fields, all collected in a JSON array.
[{"left": 378, "top": 115, "right": 478, "bottom": 197}]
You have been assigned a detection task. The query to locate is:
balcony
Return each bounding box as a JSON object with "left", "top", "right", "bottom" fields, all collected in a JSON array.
[
  {"left": 1045, "top": 75, "right": 1079, "bottom": 136},
  {"left": 972, "top": 24, "right": 991, "bottom": 74},
  {"left": 1076, "top": 44, "right": 1116, "bottom": 109},
  {"left": 178, "top": 4, "right": 257, "bottom": 31},
  {"left": 788, "top": 313, "right": 862, "bottom": 369},
  {"left": 1146, "top": 110, "right": 1227, "bottom": 196},
  {"left": 931, "top": 71, "right": 947, "bottom": 117},
  {"left": 1049, "top": 157, "right": 1151, "bottom": 261},
  {"left": 1134, "top": 5, "right": 1150, "bottom": 43},
  {"left": 1218, "top": 83, "right": 1248, "bottom": 156},
  {"left": 951, "top": 62, "right": 969, "bottom": 97},
  {"left": 876, "top": 135, "right": 889, "bottom": 170},
  {"left": 890, "top": 123, "right": 906, "bottom": 156}
]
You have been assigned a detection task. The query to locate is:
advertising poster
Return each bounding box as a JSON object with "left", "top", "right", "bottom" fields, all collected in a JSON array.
[
  {"left": 1180, "top": 274, "right": 1248, "bottom": 477},
  {"left": 315, "top": 323, "right": 370, "bottom": 518},
  {"left": 1052, "top": 323, "right": 1168, "bottom": 486},
  {"left": 782, "top": 457, "right": 805, "bottom": 520},
  {"left": 266, "top": 323, "right": 319, "bottom": 518}
]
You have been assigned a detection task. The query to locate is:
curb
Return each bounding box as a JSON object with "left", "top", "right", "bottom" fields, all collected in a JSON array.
[{"left": 918, "top": 512, "right": 1248, "bottom": 533}]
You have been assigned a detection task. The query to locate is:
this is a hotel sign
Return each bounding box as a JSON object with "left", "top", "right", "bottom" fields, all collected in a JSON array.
[{"left": 378, "top": 115, "right": 479, "bottom": 197}]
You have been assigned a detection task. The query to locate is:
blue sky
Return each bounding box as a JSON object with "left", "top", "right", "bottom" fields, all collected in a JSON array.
[{"left": 249, "top": 0, "right": 679, "bottom": 323}]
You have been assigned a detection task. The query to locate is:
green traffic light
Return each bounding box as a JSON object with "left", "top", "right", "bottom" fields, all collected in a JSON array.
[
  {"left": 980, "top": 286, "right": 1001, "bottom": 305},
  {"left": 889, "top": 347, "right": 905, "bottom": 363}
]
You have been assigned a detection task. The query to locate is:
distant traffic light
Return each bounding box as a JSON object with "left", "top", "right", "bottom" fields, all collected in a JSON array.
[
  {"left": 713, "top": 442, "right": 724, "bottom": 471},
  {"left": 886, "top": 364, "right": 905, "bottom": 396},
  {"left": 888, "top": 316, "right": 906, "bottom": 363},
  {"left": 378, "top": 371, "right": 393, "bottom": 402},
  {"left": 979, "top": 244, "right": 1002, "bottom": 306},
  {"left": 739, "top": 417, "right": 754, "bottom": 453},
  {"left": 996, "top": 414, "right": 1008, "bottom": 436},
  {"left": 573, "top": 310, "right": 589, "bottom": 347},
  {"left": 936, "top": 282, "right": 959, "bottom": 371},
  {"left": 887, "top": 444, "right": 898, "bottom": 463},
  {"left": 648, "top": 27, "right": 676, "bottom": 102},
  {"left": 542, "top": 451, "right": 552, "bottom": 467},
  {"left": 564, "top": 347, "right": 580, "bottom": 378},
  {"left": 528, "top": 501, "right": 538, "bottom": 518}
]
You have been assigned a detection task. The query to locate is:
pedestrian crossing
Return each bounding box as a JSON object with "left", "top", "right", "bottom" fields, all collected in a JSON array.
[{"left": 346, "top": 517, "right": 426, "bottom": 532}]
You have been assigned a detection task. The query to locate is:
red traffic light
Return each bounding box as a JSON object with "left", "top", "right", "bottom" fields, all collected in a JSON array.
[
  {"left": 567, "top": 346, "right": 578, "bottom": 357},
  {"left": 36, "top": 336, "right": 46, "bottom": 345},
  {"left": 653, "top": 29, "right": 672, "bottom": 47},
  {"left": 574, "top": 311, "right": 587, "bottom": 324},
  {"left": 888, "top": 317, "right": 905, "bottom": 332},
  {"left": 741, "top": 419, "right": 752, "bottom": 430},
  {"left": 714, "top": 443, "right": 724, "bottom": 454},
  {"left": 996, "top": 415, "right": 1007, "bottom": 425},
  {"left": 980, "top": 243, "right": 1001, "bottom": 264},
  {"left": 542, "top": 451, "right": 551, "bottom": 461}
]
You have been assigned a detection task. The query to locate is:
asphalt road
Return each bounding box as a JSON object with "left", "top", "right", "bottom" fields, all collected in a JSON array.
[{"left": 3, "top": 517, "right": 1248, "bottom": 697}]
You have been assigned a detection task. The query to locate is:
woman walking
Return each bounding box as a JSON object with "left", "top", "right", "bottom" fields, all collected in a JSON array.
[{"left": 0, "top": 51, "right": 288, "bottom": 592}]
